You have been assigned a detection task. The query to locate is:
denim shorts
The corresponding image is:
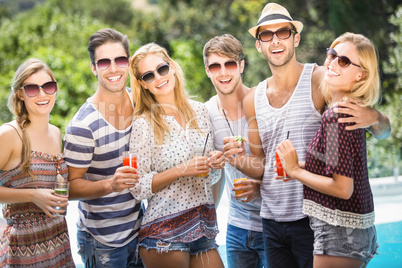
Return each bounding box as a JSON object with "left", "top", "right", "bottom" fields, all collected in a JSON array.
[
  {"left": 310, "top": 217, "right": 378, "bottom": 264},
  {"left": 138, "top": 236, "right": 218, "bottom": 255}
]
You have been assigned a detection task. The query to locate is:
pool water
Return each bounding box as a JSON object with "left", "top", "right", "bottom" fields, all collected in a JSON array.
[{"left": 369, "top": 221, "right": 402, "bottom": 267}]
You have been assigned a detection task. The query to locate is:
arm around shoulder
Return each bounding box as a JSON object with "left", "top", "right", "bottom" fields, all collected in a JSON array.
[
  {"left": 367, "top": 110, "right": 391, "bottom": 139},
  {"left": 334, "top": 100, "right": 391, "bottom": 139}
]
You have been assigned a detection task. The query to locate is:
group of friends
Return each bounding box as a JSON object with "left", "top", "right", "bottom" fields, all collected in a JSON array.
[{"left": 0, "top": 2, "right": 391, "bottom": 268}]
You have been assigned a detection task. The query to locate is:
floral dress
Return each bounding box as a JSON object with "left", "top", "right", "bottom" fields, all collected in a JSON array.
[{"left": 0, "top": 151, "right": 75, "bottom": 267}]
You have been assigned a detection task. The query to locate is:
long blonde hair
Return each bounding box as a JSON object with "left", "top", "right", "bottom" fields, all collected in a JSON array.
[
  {"left": 8, "top": 58, "right": 57, "bottom": 176},
  {"left": 321, "top": 32, "right": 380, "bottom": 107},
  {"left": 130, "top": 43, "right": 200, "bottom": 144}
]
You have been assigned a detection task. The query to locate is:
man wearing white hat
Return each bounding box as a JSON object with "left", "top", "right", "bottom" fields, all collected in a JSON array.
[{"left": 223, "top": 2, "right": 390, "bottom": 268}]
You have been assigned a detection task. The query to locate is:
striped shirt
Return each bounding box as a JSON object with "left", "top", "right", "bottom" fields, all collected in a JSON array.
[
  {"left": 63, "top": 88, "right": 142, "bottom": 247},
  {"left": 255, "top": 63, "right": 321, "bottom": 222}
]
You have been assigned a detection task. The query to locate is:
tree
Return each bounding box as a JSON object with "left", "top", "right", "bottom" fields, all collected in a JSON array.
[
  {"left": 0, "top": 0, "right": 400, "bottom": 177},
  {"left": 47, "top": 0, "right": 133, "bottom": 28},
  {"left": 367, "top": 6, "right": 402, "bottom": 178},
  {"left": 0, "top": 0, "right": 110, "bottom": 129}
]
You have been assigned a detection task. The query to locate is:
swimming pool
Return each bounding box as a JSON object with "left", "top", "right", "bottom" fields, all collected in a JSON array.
[
  {"left": 370, "top": 221, "right": 402, "bottom": 267},
  {"left": 368, "top": 192, "right": 402, "bottom": 267}
]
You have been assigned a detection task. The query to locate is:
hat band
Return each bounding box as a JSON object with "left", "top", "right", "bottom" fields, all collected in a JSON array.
[{"left": 257, "top": 14, "right": 293, "bottom": 26}]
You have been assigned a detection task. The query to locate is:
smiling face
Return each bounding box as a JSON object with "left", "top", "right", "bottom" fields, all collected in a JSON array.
[
  {"left": 91, "top": 42, "right": 129, "bottom": 94},
  {"left": 137, "top": 54, "right": 176, "bottom": 102},
  {"left": 18, "top": 70, "right": 57, "bottom": 118},
  {"left": 255, "top": 22, "right": 300, "bottom": 68},
  {"left": 205, "top": 53, "right": 244, "bottom": 96},
  {"left": 324, "top": 41, "right": 364, "bottom": 101}
]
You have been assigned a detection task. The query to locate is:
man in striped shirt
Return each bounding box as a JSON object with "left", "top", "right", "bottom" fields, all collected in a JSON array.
[{"left": 64, "top": 28, "right": 143, "bottom": 268}]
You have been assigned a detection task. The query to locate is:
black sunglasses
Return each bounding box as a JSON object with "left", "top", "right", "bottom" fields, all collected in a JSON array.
[
  {"left": 208, "top": 61, "right": 238, "bottom": 74},
  {"left": 20, "top": 81, "right": 58, "bottom": 97},
  {"left": 140, "top": 63, "right": 170, "bottom": 83},
  {"left": 95, "top": 56, "right": 129, "bottom": 70},
  {"left": 326, "top": 48, "right": 361, "bottom": 68},
  {"left": 257, "top": 28, "right": 295, "bottom": 42}
]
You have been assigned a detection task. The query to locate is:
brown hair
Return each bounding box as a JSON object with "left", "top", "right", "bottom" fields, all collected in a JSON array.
[
  {"left": 203, "top": 34, "right": 245, "bottom": 66},
  {"left": 88, "top": 28, "right": 130, "bottom": 65},
  {"left": 8, "top": 58, "right": 57, "bottom": 177}
]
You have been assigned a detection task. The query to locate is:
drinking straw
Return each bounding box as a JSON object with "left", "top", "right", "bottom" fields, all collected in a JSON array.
[
  {"left": 202, "top": 133, "right": 210, "bottom": 156},
  {"left": 129, "top": 153, "right": 132, "bottom": 168},
  {"left": 222, "top": 109, "right": 235, "bottom": 136},
  {"left": 287, "top": 131, "right": 290, "bottom": 139}
]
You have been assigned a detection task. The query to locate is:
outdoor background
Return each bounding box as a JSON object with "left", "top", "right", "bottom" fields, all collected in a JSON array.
[
  {"left": 0, "top": 0, "right": 400, "bottom": 178},
  {"left": 0, "top": 0, "right": 401, "bottom": 267}
]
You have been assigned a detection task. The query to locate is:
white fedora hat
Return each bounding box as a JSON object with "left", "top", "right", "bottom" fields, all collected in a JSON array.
[{"left": 249, "top": 3, "right": 303, "bottom": 38}]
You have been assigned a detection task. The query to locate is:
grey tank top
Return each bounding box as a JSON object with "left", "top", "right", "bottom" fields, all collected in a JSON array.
[
  {"left": 205, "top": 96, "right": 263, "bottom": 232},
  {"left": 255, "top": 63, "right": 321, "bottom": 222}
]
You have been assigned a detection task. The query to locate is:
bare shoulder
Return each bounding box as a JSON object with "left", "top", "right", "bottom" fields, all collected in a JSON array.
[
  {"left": 0, "top": 121, "right": 22, "bottom": 142},
  {"left": 49, "top": 124, "right": 63, "bottom": 148},
  {"left": 311, "top": 65, "right": 326, "bottom": 113},
  {"left": 243, "top": 86, "right": 256, "bottom": 106},
  {"left": 49, "top": 124, "right": 62, "bottom": 140},
  {"left": 243, "top": 86, "right": 256, "bottom": 119},
  {"left": 312, "top": 65, "right": 325, "bottom": 85},
  {"left": 0, "top": 122, "right": 23, "bottom": 169},
  {"left": 49, "top": 124, "right": 62, "bottom": 137}
]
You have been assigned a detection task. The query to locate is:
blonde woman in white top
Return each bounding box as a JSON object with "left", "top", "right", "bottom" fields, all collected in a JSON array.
[{"left": 129, "top": 43, "right": 225, "bottom": 268}]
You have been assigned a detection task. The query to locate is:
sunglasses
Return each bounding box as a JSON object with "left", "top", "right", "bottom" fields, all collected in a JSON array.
[
  {"left": 257, "top": 28, "right": 295, "bottom": 42},
  {"left": 208, "top": 61, "right": 238, "bottom": 74},
  {"left": 95, "top": 56, "right": 129, "bottom": 70},
  {"left": 326, "top": 48, "right": 361, "bottom": 68},
  {"left": 140, "top": 63, "right": 170, "bottom": 83},
  {"left": 20, "top": 81, "right": 58, "bottom": 97}
]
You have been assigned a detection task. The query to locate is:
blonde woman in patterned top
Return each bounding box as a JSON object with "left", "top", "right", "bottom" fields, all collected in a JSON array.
[
  {"left": 0, "top": 58, "right": 74, "bottom": 267},
  {"left": 129, "top": 43, "right": 225, "bottom": 268},
  {"left": 277, "top": 33, "right": 380, "bottom": 267}
]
